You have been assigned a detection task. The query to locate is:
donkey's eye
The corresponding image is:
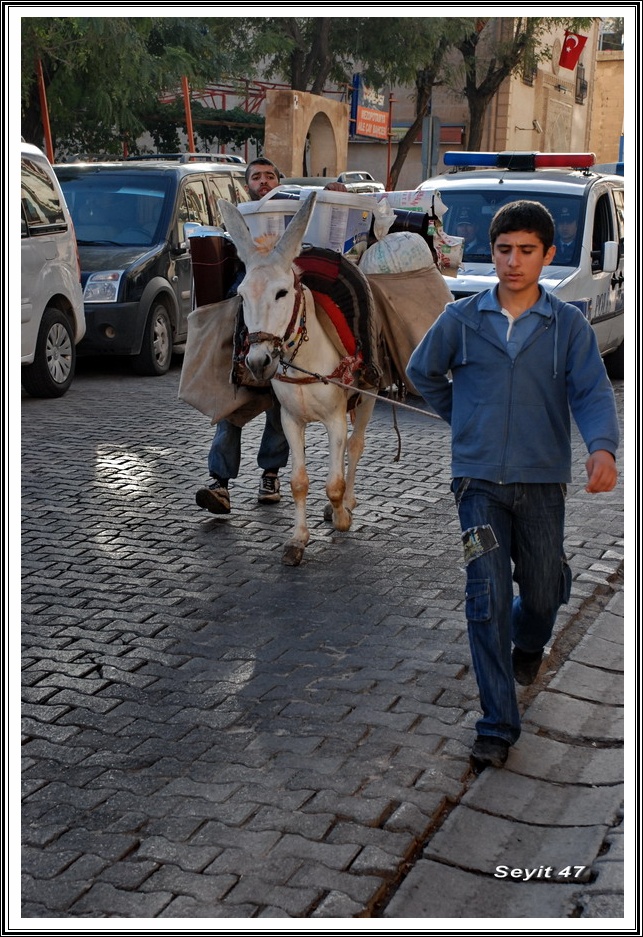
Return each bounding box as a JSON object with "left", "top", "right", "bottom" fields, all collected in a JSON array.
[{"left": 275, "top": 289, "right": 288, "bottom": 300}]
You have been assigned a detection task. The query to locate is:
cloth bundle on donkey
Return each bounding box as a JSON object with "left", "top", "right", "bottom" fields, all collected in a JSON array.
[{"left": 364, "top": 264, "right": 453, "bottom": 396}]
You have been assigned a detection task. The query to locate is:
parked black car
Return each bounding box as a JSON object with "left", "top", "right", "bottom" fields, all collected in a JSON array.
[{"left": 54, "top": 157, "right": 249, "bottom": 375}]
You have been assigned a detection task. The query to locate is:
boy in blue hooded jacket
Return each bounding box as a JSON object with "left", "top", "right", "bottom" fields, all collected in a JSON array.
[{"left": 406, "top": 200, "right": 619, "bottom": 773}]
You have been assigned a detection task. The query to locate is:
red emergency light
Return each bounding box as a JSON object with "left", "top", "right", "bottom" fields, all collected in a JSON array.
[{"left": 443, "top": 152, "right": 596, "bottom": 171}]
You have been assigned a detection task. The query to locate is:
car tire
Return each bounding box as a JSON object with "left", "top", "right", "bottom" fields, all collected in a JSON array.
[
  {"left": 604, "top": 341, "right": 624, "bottom": 380},
  {"left": 21, "top": 306, "right": 76, "bottom": 398},
  {"left": 131, "top": 300, "right": 173, "bottom": 376}
]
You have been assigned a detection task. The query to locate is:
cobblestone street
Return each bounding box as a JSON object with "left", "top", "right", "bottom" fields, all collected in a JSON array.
[{"left": 18, "top": 359, "right": 625, "bottom": 921}]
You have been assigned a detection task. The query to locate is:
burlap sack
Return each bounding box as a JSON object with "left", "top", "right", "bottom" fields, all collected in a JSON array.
[
  {"left": 178, "top": 296, "right": 272, "bottom": 427},
  {"left": 365, "top": 266, "right": 453, "bottom": 395}
]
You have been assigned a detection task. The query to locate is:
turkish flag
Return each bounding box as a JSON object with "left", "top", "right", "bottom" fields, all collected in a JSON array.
[{"left": 559, "top": 31, "right": 588, "bottom": 70}]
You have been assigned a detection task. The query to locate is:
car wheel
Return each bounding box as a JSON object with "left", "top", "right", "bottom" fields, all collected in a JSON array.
[
  {"left": 131, "top": 300, "right": 173, "bottom": 376},
  {"left": 21, "top": 306, "right": 76, "bottom": 398},
  {"left": 604, "top": 341, "right": 624, "bottom": 380}
]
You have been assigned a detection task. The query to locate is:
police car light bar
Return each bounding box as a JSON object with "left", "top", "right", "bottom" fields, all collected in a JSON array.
[{"left": 443, "top": 152, "right": 596, "bottom": 171}]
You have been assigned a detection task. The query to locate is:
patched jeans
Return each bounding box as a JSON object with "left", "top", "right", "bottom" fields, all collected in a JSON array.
[
  {"left": 452, "top": 478, "right": 572, "bottom": 745},
  {"left": 208, "top": 404, "right": 289, "bottom": 481}
]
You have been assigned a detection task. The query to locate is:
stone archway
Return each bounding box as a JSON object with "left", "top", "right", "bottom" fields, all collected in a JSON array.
[{"left": 264, "top": 89, "right": 349, "bottom": 178}]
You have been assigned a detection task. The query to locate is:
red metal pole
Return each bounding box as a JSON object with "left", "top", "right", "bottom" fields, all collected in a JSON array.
[
  {"left": 36, "top": 59, "right": 54, "bottom": 163},
  {"left": 386, "top": 93, "right": 396, "bottom": 190},
  {"left": 182, "top": 76, "right": 195, "bottom": 152}
]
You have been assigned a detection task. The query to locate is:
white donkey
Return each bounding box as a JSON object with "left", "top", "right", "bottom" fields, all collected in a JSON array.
[{"left": 218, "top": 193, "right": 377, "bottom": 567}]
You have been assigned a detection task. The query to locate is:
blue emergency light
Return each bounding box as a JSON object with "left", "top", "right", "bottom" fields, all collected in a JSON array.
[{"left": 443, "top": 152, "right": 596, "bottom": 171}]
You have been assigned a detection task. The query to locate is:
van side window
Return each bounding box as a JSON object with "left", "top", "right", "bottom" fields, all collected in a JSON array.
[
  {"left": 21, "top": 158, "right": 68, "bottom": 236},
  {"left": 207, "top": 176, "right": 232, "bottom": 227},
  {"left": 177, "top": 179, "right": 211, "bottom": 239},
  {"left": 230, "top": 175, "right": 248, "bottom": 205},
  {"left": 591, "top": 193, "right": 615, "bottom": 273}
]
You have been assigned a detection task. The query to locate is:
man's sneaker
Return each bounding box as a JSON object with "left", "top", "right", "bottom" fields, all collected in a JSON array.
[
  {"left": 258, "top": 472, "right": 281, "bottom": 504},
  {"left": 195, "top": 479, "right": 231, "bottom": 515},
  {"left": 512, "top": 646, "right": 544, "bottom": 686},
  {"left": 470, "top": 735, "right": 510, "bottom": 773}
]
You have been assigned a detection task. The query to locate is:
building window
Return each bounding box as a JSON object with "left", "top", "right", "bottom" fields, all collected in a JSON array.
[{"left": 575, "top": 63, "right": 588, "bottom": 104}]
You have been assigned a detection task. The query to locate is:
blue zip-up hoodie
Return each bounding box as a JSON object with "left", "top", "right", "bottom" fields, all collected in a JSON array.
[{"left": 406, "top": 286, "right": 619, "bottom": 484}]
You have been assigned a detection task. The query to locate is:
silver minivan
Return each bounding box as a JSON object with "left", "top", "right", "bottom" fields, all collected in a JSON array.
[{"left": 21, "top": 143, "right": 86, "bottom": 397}]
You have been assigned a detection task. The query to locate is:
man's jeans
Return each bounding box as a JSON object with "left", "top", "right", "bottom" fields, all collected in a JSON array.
[
  {"left": 452, "top": 478, "right": 572, "bottom": 744},
  {"left": 208, "top": 403, "right": 289, "bottom": 481}
]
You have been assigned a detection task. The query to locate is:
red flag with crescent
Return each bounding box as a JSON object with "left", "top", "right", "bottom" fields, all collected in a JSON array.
[{"left": 559, "top": 30, "right": 588, "bottom": 70}]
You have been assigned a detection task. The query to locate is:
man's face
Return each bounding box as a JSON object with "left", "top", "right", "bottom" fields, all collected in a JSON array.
[
  {"left": 456, "top": 221, "right": 477, "bottom": 244},
  {"left": 246, "top": 163, "right": 280, "bottom": 200},
  {"left": 558, "top": 218, "right": 578, "bottom": 242}
]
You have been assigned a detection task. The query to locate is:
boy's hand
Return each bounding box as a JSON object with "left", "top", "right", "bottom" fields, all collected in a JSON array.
[{"left": 585, "top": 450, "right": 618, "bottom": 493}]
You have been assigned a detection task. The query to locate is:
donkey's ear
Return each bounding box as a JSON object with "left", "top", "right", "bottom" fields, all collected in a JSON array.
[
  {"left": 275, "top": 192, "right": 316, "bottom": 267},
  {"left": 218, "top": 199, "right": 257, "bottom": 266}
]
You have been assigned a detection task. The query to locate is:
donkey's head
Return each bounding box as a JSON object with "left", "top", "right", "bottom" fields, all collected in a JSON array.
[{"left": 218, "top": 193, "right": 316, "bottom": 381}]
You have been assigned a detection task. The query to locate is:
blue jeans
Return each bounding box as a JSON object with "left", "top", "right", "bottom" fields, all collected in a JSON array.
[
  {"left": 452, "top": 478, "right": 571, "bottom": 745},
  {"left": 208, "top": 403, "right": 289, "bottom": 481}
]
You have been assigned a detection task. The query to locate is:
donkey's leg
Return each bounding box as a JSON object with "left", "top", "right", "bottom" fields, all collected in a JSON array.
[
  {"left": 344, "top": 394, "right": 377, "bottom": 511},
  {"left": 281, "top": 415, "right": 310, "bottom": 566},
  {"left": 323, "top": 410, "right": 352, "bottom": 532}
]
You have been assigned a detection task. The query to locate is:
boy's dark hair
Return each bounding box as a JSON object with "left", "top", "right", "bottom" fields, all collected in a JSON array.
[
  {"left": 244, "top": 157, "right": 281, "bottom": 185},
  {"left": 489, "top": 200, "right": 555, "bottom": 251}
]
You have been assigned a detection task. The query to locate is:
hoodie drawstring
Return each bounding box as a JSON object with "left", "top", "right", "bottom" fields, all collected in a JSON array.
[{"left": 552, "top": 314, "right": 559, "bottom": 379}]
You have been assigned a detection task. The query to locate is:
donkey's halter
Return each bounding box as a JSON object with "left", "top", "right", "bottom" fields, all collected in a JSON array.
[{"left": 246, "top": 272, "right": 307, "bottom": 368}]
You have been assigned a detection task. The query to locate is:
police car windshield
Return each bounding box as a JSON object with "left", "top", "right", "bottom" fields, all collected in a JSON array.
[
  {"left": 442, "top": 193, "right": 583, "bottom": 266},
  {"left": 56, "top": 171, "right": 171, "bottom": 247}
]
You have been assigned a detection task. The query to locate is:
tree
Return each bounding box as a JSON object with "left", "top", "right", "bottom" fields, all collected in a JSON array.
[
  {"left": 350, "top": 18, "right": 475, "bottom": 189},
  {"left": 219, "top": 18, "right": 366, "bottom": 94},
  {"left": 452, "top": 17, "right": 595, "bottom": 150},
  {"left": 21, "top": 18, "right": 236, "bottom": 154}
]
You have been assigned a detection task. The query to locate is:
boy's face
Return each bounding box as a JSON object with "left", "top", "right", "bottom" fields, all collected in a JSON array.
[{"left": 491, "top": 230, "right": 555, "bottom": 297}]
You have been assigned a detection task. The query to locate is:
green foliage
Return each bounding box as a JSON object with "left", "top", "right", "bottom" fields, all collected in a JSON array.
[
  {"left": 21, "top": 17, "right": 238, "bottom": 154},
  {"left": 143, "top": 103, "right": 264, "bottom": 154}
]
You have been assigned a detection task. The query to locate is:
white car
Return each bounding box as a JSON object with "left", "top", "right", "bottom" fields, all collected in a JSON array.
[
  {"left": 416, "top": 152, "right": 624, "bottom": 378},
  {"left": 21, "top": 143, "right": 86, "bottom": 397}
]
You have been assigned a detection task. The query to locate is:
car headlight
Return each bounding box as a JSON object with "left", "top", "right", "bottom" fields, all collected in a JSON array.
[{"left": 84, "top": 271, "right": 124, "bottom": 303}]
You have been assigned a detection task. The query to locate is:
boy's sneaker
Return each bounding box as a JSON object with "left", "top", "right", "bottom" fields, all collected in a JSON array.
[
  {"left": 258, "top": 472, "right": 281, "bottom": 504},
  {"left": 470, "top": 735, "right": 510, "bottom": 773},
  {"left": 512, "top": 646, "right": 544, "bottom": 686},
  {"left": 195, "top": 479, "right": 231, "bottom": 515}
]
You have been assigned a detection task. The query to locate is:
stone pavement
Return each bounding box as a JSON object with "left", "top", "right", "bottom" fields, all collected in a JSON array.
[
  {"left": 17, "top": 361, "right": 627, "bottom": 924},
  {"left": 382, "top": 583, "right": 626, "bottom": 921}
]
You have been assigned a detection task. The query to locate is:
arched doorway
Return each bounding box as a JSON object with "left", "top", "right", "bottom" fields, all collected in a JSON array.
[
  {"left": 303, "top": 111, "right": 338, "bottom": 176},
  {"left": 264, "top": 90, "right": 349, "bottom": 178}
]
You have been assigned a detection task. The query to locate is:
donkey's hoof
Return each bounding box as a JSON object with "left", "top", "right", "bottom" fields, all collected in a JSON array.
[
  {"left": 282, "top": 543, "right": 305, "bottom": 566},
  {"left": 324, "top": 503, "right": 353, "bottom": 528},
  {"left": 333, "top": 508, "right": 353, "bottom": 532}
]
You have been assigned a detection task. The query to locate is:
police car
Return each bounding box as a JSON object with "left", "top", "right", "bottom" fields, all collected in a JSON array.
[{"left": 416, "top": 152, "right": 624, "bottom": 378}]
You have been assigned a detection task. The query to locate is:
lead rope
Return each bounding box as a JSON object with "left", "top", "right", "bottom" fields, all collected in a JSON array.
[{"left": 277, "top": 357, "right": 444, "bottom": 463}]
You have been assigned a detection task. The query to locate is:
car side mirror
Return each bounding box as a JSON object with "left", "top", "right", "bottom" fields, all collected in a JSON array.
[{"left": 602, "top": 241, "right": 618, "bottom": 273}]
